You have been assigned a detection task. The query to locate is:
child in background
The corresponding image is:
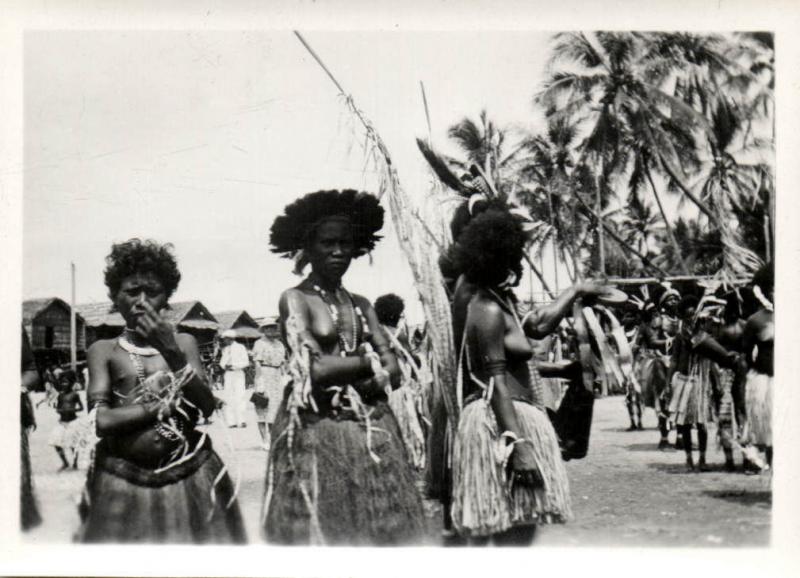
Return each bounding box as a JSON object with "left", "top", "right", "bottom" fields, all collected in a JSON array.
[{"left": 49, "top": 371, "right": 84, "bottom": 470}]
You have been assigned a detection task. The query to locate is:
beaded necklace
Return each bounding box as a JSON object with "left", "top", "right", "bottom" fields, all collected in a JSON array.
[{"left": 312, "top": 284, "right": 367, "bottom": 356}]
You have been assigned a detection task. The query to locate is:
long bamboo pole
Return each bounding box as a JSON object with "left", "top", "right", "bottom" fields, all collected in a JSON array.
[
  {"left": 606, "top": 275, "right": 750, "bottom": 285},
  {"left": 70, "top": 262, "right": 76, "bottom": 373}
]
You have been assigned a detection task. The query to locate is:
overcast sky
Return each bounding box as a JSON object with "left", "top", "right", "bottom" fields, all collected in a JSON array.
[
  {"left": 23, "top": 31, "right": 567, "bottom": 322},
  {"left": 24, "top": 30, "right": 703, "bottom": 326}
]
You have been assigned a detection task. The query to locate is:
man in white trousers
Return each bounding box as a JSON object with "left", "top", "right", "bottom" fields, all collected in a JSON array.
[{"left": 220, "top": 330, "right": 250, "bottom": 428}]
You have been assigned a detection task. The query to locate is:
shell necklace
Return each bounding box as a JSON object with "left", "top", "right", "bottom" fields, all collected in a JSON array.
[
  {"left": 313, "top": 284, "right": 367, "bottom": 356},
  {"left": 118, "top": 329, "right": 160, "bottom": 357}
]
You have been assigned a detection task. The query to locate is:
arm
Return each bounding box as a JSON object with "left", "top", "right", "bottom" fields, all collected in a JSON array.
[
  {"left": 523, "top": 281, "right": 603, "bottom": 338},
  {"left": 691, "top": 330, "right": 737, "bottom": 369},
  {"left": 741, "top": 316, "right": 758, "bottom": 370},
  {"left": 88, "top": 341, "right": 162, "bottom": 437},
  {"left": 136, "top": 302, "right": 215, "bottom": 416},
  {"left": 279, "top": 289, "right": 374, "bottom": 389},
  {"left": 472, "top": 301, "right": 540, "bottom": 484},
  {"left": 174, "top": 333, "right": 216, "bottom": 417},
  {"left": 357, "top": 295, "right": 401, "bottom": 389}
]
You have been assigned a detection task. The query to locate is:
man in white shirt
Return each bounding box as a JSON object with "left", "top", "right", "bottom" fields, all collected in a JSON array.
[{"left": 219, "top": 330, "right": 250, "bottom": 427}]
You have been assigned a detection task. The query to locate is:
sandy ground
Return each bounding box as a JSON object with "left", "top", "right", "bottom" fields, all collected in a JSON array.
[{"left": 22, "top": 392, "right": 770, "bottom": 546}]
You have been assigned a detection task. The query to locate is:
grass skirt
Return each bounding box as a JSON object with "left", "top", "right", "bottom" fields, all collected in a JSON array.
[
  {"left": 451, "top": 399, "right": 571, "bottom": 537},
  {"left": 668, "top": 370, "right": 713, "bottom": 426},
  {"left": 744, "top": 370, "right": 772, "bottom": 446},
  {"left": 21, "top": 427, "right": 42, "bottom": 530},
  {"left": 388, "top": 384, "right": 426, "bottom": 470},
  {"left": 78, "top": 438, "right": 246, "bottom": 544},
  {"left": 636, "top": 350, "right": 669, "bottom": 412},
  {"left": 262, "top": 400, "right": 426, "bottom": 545}
]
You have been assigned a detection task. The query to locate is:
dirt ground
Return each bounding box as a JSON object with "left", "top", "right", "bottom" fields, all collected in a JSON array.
[{"left": 22, "top": 392, "right": 770, "bottom": 546}]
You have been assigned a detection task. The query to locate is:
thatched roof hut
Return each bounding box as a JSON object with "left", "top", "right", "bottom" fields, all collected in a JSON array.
[
  {"left": 22, "top": 297, "right": 86, "bottom": 365},
  {"left": 214, "top": 310, "right": 262, "bottom": 340},
  {"left": 77, "top": 300, "right": 220, "bottom": 347}
]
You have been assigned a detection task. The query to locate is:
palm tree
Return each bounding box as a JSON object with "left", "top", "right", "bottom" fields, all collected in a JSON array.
[
  {"left": 619, "top": 192, "right": 664, "bottom": 257},
  {"left": 686, "top": 96, "right": 766, "bottom": 278},
  {"left": 446, "top": 110, "right": 526, "bottom": 196},
  {"left": 520, "top": 115, "right": 592, "bottom": 282},
  {"left": 537, "top": 31, "right": 720, "bottom": 235}
]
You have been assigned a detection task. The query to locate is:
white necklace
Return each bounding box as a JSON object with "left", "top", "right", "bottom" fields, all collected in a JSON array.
[{"left": 118, "top": 329, "right": 160, "bottom": 356}]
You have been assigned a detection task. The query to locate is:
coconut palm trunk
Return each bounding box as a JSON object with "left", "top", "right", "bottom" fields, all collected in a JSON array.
[{"left": 644, "top": 164, "right": 691, "bottom": 274}]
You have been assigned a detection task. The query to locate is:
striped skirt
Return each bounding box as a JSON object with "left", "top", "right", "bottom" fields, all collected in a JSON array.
[
  {"left": 451, "top": 399, "right": 571, "bottom": 537},
  {"left": 668, "top": 370, "right": 714, "bottom": 427}
]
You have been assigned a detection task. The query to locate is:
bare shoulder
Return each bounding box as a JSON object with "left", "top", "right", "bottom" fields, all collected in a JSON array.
[
  {"left": 87, "top": 338, "right": 116, "bottom": 360},
  {"left": 469, "top": 293, "right": 504, "bottom": 323},
  {"left": 175, "top": 332, "right": 199, "bottom": 349},
  {"left": 279, "top": 287, "right": 311, "bottom": 312},
  {"left": 350, "top": 292, "right": 373, "bottom": 311}
]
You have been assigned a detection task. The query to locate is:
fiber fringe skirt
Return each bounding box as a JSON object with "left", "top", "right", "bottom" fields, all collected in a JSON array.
[
  {"left": 668, "top": 371, "right": 713, "bottom": 426},
  {"left": 262, "top": 399, "right": 426, "bottom": 546},
  {"left": 78, "top": 438, "right": 246, "bottom": 544},
  {"left": 451, "top": 399, "right": 572, "bottom": 537},
  {"left": 744, "top": 370, "right": 773, "bottom": 446},
  {"left": 388, "top": 384, "right": 427, "bottom": 471}
]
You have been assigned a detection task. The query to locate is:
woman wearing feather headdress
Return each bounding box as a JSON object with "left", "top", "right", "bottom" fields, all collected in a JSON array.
[
  {"left": 78, "top": 239, "right": 245, "bottom": 543},
  {"left": 262, "top": 189, "right": 425, "bottom": 545}
]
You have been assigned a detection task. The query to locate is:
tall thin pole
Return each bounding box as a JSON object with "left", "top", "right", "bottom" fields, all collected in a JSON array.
[
  {"left": 70, "top": 262, "right": 77, "bottom": 373},
  {"left": 420, "top": 81, "right": 433, "bottom": 146},
  {"left": 596, "top": 172, "right": 606, "bottom": 276}
]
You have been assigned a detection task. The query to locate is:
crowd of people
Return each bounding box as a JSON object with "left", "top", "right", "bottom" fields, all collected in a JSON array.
[{"left": 19, "top": 185, "right": 774, "bottom": 546}]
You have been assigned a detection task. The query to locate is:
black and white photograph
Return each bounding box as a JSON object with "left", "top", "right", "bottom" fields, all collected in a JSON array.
[{"left": 3, "top": 1, "right": 799, "bottom": 576}]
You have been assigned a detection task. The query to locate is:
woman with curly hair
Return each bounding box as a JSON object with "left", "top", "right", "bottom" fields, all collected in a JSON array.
[
  {"left": 447, "top": 203, "right": 605, "bottom": 545},
  {"left": 262, "top": 190, "right": 426, "bottom": 545},
  {"left": 79, "top": 239, "right": 245, "bottom": 543}
]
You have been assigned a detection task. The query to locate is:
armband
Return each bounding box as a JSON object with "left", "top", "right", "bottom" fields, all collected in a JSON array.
[
  {"left": 87, "top": 398, "right": 110, "bottom": 411},
  {"left": 484, "top": 358, "right": 507, "bottom": 376}
]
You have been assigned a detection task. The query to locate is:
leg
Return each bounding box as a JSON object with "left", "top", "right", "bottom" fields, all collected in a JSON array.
[
  {"left": 679, "top": 425, "right": 694, "bottom": 471},
  {"left": 635, "top": 395, "right": 644, "bottom": 429},
  {"left": 657, "top": 415, "right": 670, "bottom": 450},
  {"left": 625, "top": 392, "right": 638, "bottom": 430},
  {"left": 697, "top": 424, "right": 709, "bottom": 471},
  {"left": 766, "top": 446, "right": 773, "bottom": 468},
  {"left": 55, "top": 446, "right": 69, "bottom": 470}
]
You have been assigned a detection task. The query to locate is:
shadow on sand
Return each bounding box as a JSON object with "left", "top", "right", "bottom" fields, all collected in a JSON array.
[{"left": 703, "top": 489, "right": 772, "bottom": 507}]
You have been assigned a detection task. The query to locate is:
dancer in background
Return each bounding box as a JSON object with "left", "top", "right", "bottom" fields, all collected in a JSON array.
[
  {"left": 263, "top": 189, "right": 425, "bottom": 545},
  {"left": 79, "top": 239, "right": 245, "bottom": 543},
  {"left": 634, "top": 300, "right": 673, "bottom": 448},
  {"left": 742, "top": 263, "right": 774, "bottom": 470}
]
